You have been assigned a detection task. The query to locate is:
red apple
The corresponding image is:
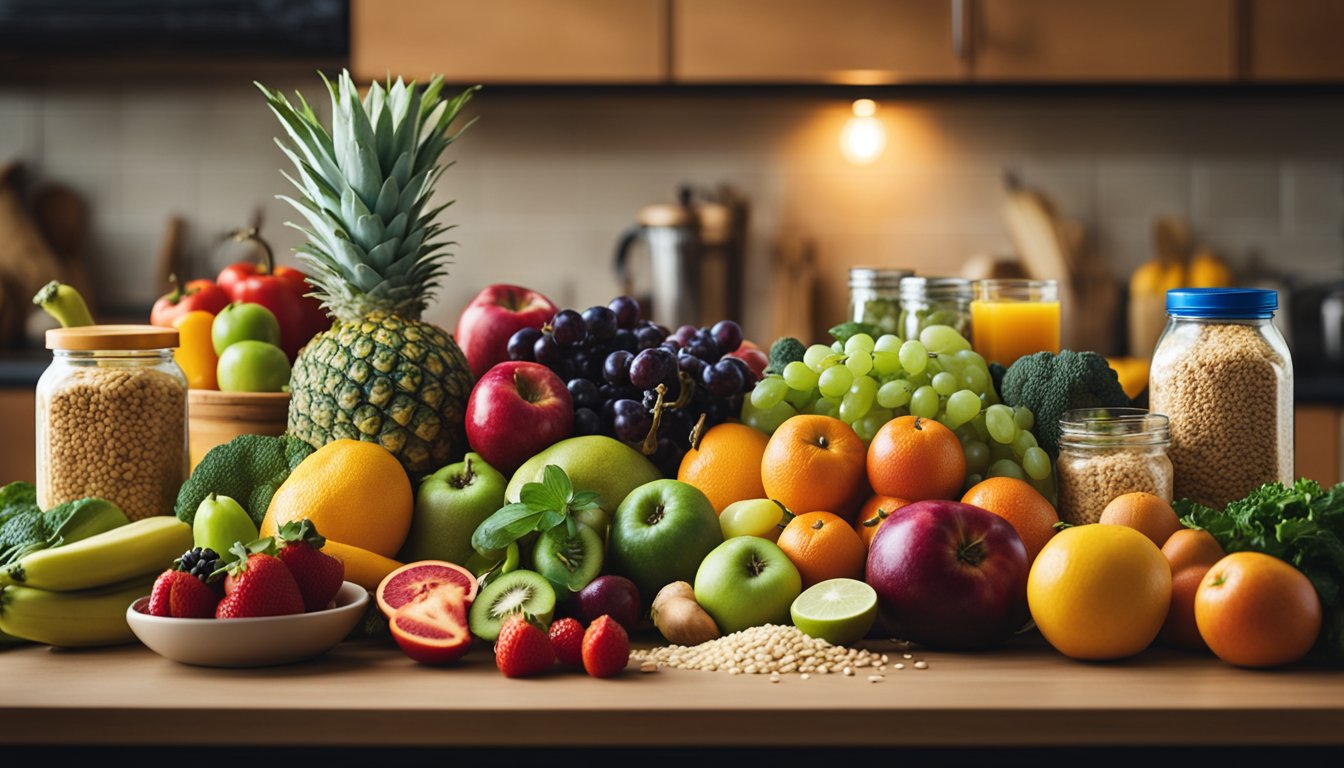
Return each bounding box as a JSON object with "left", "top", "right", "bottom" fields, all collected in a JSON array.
[
  {"left": 466, "top": 361, "right": 574, "bottom": 475},
  {"left": 726, "top": 339, "right": 767, "bottom": 381},
  {"left": 865, "top": 500, "right": 1029, "bottom": 649},
  {"left": 456, "top": 284, "right": 558, "bottom": 379}
]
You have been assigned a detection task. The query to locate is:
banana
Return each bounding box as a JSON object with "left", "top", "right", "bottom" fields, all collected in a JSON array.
[
  {"left": 0, "top": 576, "right": 154, "bottom": 647},
  {"left": 0, "top": 517, "right": 191, "bottom": 592}
]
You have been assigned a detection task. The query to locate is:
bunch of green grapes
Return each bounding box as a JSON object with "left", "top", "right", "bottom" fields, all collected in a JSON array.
[{"left": 741, "top": 325, "right": 1054, "bottom": 496}]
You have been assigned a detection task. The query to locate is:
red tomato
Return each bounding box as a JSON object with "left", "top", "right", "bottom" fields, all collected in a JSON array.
[{"left": 150, "top": 277, "right": 230, "bottom": 328}]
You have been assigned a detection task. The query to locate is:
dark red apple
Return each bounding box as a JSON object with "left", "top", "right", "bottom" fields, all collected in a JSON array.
[
  {"left": 865, "top": 500, "right": 1028, "bottom": 649},
  {"left": 465, "top": 361, "right": 574, "bottom": 475},
  {"left": 726, "top": 339, "right": 767, "bottom": 381},
  {"left": 573, "top": 575, "right": 641, "bottom": 631},
  {"left": 456, "top": 284, "right": 558, "bottom": 379}
]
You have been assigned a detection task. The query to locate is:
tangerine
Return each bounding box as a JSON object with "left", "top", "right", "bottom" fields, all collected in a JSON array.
[
  {"left": 1160, "top": 566, "right": 1211, "bottom": 652},
  {"left": 1195, "top": 552, "right": 1321, "bottom": 668},
  {"left": 961, "top": 477, "right": 1059, "bottom": 563},
  {"left": 760, "top": 415, "right": 866, "bottom": 516},
  {"left": 776, "top": 511, "right": 867, "bottom": 588},
  {"left": 1099, "top": 492, "right": 1183, "bottom": 547},
  {"left": 867, "top": 416, "right": 965, "bottom": 501},
  {"left": 1162, "top": 528, "right": 1224, "bottom": 573},
  {"left": 678, "top": 423, "right": 770, "bottom": 514},
  {"left": 853, "top": 495, "right": 909, "bottom": 549}
]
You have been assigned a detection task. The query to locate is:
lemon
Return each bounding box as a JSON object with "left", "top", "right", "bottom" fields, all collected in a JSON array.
[{"left": 790, "top": 578, "right": 878, "bottom": 645}]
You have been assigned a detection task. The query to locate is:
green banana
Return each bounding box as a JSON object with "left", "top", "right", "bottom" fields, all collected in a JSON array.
[
  {"left": 0, "top": 517, "right": 191, "bottom": 591},
  {"left": 0, "top": 576, "right": 154, "bottom": 647}
]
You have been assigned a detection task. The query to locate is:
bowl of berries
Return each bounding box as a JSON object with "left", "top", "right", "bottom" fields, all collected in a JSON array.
[{"left": 127, "top": 525, "right": 368, "bottom": 667}]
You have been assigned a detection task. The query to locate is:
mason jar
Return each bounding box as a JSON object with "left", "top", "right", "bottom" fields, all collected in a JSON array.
[
  {"left": 1055, "top": 408, "right": 1173, "bottom": 526},
  {"left": 37, "top": 326, "right": 188, "bottom": 520},
  {"left": 848, "top": 266, "right": 912, "bottom": 336},
  {"left": 1148, "top": 288, "right": 1293, "bottom": 510},
  {"left": 898, "top": 277, "right": 972, "bottom": 341}
]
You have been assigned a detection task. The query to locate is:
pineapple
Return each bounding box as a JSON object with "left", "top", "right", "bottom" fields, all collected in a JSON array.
[{"left": 257, "top": 71, "right": 479, "bottom": 479}]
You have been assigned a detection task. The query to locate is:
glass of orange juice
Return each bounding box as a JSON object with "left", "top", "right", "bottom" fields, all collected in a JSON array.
[{"left": 970, "top": 279, "right": 1061, "bottom": 366}]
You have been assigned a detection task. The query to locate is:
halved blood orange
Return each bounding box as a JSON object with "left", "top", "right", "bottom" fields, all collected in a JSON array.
[
  {"left": 389, "top": 583, "right": 473, "bottom": 665},
  {"left": 376, "top": 560, "right": 478, "bottom": 618}
]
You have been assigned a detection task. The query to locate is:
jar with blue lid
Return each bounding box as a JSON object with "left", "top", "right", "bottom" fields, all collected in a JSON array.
[{"left": 1148, "top": 288, "right": 1293, "bottom": 509}]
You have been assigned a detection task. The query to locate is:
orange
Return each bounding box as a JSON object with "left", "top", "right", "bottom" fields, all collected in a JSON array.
[
  {"left": 1161, "top": 528, "right": 1224, "bottom": 573},
  {"left": 261, "top": 439, "right": 413, "bottom": 558},
  {"left": 1157, "top": 530, "right": 1223, "bottom": 652},
  {"left": 776, "top": 511, "right": 867, "bottom": 588},
  {"left": 1028, "top": 524, "right": 1172, "bottom": 660},
  {"left": 960, "top": 477, "right": 1059, "bottom": 563},
  {"left": 678, "top": 423, "right": 769, "bottom": 515},
  {"left": 854, "top": 495, "right": 909, "bottom": 549},
  {"left": 1195, "top": 552, "right": 1322, "bottom": 668},
  {"left": 760, "top": 415, "right": 866, "bottom": 517},
  {"left": 867, "top": 416, "right": 965, "bottom": 502},
  {"left": 1099, "top": 492, "right": 1183, "bottom": 547}
]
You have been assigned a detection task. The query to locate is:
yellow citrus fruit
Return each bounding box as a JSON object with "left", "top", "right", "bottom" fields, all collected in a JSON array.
[
  {"left": 261, "top": 439, "right": 413, "bottom": 558},
  {"left": 677, "top": 423, "right": 769, "bottom": 514},
  {"left": 321, "top": 539, "right": 404, "bottom": 591},
  {"left": 1028, "top": 524, "right": 1172, "bottom": 660}
]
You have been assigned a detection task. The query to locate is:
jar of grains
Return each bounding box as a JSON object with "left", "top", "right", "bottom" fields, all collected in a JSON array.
[
  {"left": 899, "top": 277, "right": 973, "bottom": 341},
  {"left": 37, "top": 326, "right": 188, "bottom": 520},
  {"left": 1055, "top": 408, "right": 1173, "bottom": 525},
  {"left": 1148, "top": 288, "right": 1293, "bottom": 509},
  {"left": 848, "top": 266, "right": 912, "bottom": 335}
]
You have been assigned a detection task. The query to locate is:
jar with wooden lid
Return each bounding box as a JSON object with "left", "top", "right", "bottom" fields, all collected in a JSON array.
[
  {"left": 1055, "top": 408, "right": 1173, "bottom": 525},
  {"left": 37, "top": 326, "right": 188, "bottom": 520},
  {"left": 848, "top": 267, "right": 912, "bottom": 335}
]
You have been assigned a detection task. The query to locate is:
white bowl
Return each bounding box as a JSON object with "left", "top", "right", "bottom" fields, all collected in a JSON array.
[{"left": 127, "top": 581, "right": 368, "bottom": 668}]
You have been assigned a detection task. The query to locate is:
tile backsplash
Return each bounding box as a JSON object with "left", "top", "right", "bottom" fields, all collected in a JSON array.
[{"left": 1, "top": 79, "right": 1341, "bottom": 343}]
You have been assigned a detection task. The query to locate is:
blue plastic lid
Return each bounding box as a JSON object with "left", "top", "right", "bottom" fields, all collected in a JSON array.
[{"left": 1166, "top": 288, "right": 1277, "bottom": 319}]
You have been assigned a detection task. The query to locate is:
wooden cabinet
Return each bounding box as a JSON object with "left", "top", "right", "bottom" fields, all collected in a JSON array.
[
  {"left": 1247, "top": 0, "right": 1344, "bottom": 81},
  {"left": 1297, "top": 403, "right": 1343, "bottom": 487},
  {"left": 0, "top": 388, "right": 35, "bottom": 484},
  {"left": 351, "top": 0, "right": 668, "bottom": 84},
  {"left": 970, "top": 0, "right": 1235, "bottom": 81},
  {"left": 673, "top": 0, "right": 965, "bottom": 84}
]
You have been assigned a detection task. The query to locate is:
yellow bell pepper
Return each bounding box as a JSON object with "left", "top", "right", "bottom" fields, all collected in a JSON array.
[{"left": 172, "top": 310, "right": 218, "bottom": 390}]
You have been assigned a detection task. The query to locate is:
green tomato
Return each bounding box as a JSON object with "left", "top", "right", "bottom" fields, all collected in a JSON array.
[
  {"left": 212, "top": 302, "right": 281, "bottom": 355},
  {"left": 217, "top": 341, "right": 290, "bottom": 392},
  {"left": 193, "top": 493, "right": 260, "bottom": 559}
]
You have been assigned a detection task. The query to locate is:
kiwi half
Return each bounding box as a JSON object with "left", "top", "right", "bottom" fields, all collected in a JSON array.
[
  {"left": 468, "top": 569, "right": 557, "bottom": 641},
  {"left": 533, "top": 523, "right": 604, "bottom": 596}
]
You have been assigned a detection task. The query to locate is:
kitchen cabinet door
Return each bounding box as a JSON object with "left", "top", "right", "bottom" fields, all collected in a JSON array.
[
  {"left": 0, "top": 388, "right": 35, "bottom": 484},
  {"left": 673, "top": 0, "right": 965, "bottom": 84},
  {"left": 351, "top": 0, "right": 667, "bottom": 84},
  {"left": 1248, "top": 0, "right": 1344, "bottom": 81},
  {"left": 972, "top": 0, "right": 1235, "bottom": 82}
]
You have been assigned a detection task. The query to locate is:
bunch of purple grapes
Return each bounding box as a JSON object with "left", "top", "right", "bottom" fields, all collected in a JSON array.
[{"left": 506, "top": 295, "right": 755, "bottom": 476}]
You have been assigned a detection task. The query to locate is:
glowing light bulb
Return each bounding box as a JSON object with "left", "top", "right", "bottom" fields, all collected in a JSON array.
[{"left": 840, "top": 99, "right": 886, "bottom": 166}]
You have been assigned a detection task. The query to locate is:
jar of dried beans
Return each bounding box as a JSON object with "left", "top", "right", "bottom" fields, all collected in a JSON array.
[
  {"left": 1055, "top": 408, "right": 1173, "bottom": 525},
  {"left": 1148, "top": 288, "right": 1293, "bottom": 509},
  {"left": 37, "top": 326, "right": 188, "bottom": 520}
]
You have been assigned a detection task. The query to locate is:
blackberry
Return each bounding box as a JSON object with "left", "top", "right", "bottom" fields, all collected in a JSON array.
[{"left": 174, "top": 547, "right": 221, "bottom": 582}]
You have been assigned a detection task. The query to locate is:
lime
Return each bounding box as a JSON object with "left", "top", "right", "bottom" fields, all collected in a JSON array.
[{"left": 790, "top": 578, "right": 878, "bottom": 645}]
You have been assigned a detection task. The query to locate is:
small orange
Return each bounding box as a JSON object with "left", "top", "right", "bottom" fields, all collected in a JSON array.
[
  {"left": 1162, "top": 528, "right": 1225, "bottom": 573},
  {"left": 1099, "top": 492, "right": 1183, "bottom": 547},
  {"left": 854, "top": 495, "right": 909, "bottom": 549},
  {"left": 960, "top": 477, "right": 1059, "bottom": 563},
  {"left": 760, "top": 415, "right": 866, "bottom": 517},
  {"left": 776, "top": 511, "right": 867, "bottom": 588},
  {"left": 867, "top": 416, "right": 965, "bottom": 501},
  {"left": 1195, "top": 552, "right": 1322, "bottom": 668},
  {"left": 1160, "top": 566, "right": 1212, "bottom": 652},
  {"left": 678, "top": 423, "right": 770, "bottom": 514}
]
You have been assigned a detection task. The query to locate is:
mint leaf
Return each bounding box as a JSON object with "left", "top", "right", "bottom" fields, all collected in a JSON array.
[
  {"left": 472, "top": 502, "right": 544, "bottom": 554},
  {"left": 828, "top": 321, "right": 881, "bottom": 344},
  {"left": 541, "top": 464, "right": 572, "bottom": 507},
  {"left": 570, "top": 490, "right": 601, "bottom": 512}
]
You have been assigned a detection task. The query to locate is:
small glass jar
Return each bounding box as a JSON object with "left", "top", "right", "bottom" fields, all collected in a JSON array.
[
  {"left": 848, "top": 266, "right": 912, "bottom": 335},
  {"left": 970, "top": 279, "right": 1061, "bottom": 366},
  {"left": 1055, "top": 408, "right": 1174, "bottom": 526},
  {"left": 37, "top": 326, "right": 188, "bottom": 521},
  {"left": 898, "top": 277, "right": 972, "bottom": 341},
  {"left": 1149, "top": 288, "right": 1293, "bottom": 509}
]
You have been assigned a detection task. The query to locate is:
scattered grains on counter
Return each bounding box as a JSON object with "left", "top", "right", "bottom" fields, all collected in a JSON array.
[
  {"left": 914, "top": 661, "right": 929, "bottom": 670},
  {"left": 800, "top": 673, "right": 810, "bottom": 680},
  {"left": 868, "top": 675, "right": 883, "bottom": 683},
  {"left": 639, "top": 661, "right": 658, "bottom": 673},
  {"left": 894, "top": 663, "right": 905, "bottom": 670},
  {"left": 631, "top": 624, "right": 889, "bottom": 677},
  {"left": 1055, "top": 448, "right": 1174, "bottom": 525}
]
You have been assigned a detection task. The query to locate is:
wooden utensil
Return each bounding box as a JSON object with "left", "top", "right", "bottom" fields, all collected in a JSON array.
[
  {"left": 33, "top": 184, "right": 94, "bottom": 311},
  {"left": 154, "top": 216, "right": 187, "bottom": 292}
]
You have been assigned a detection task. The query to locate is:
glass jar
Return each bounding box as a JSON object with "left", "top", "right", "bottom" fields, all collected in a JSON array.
[
  {"left": 37, "top": 326, "right": 188, "bottom": 521},
  {"left": 848, "top": 266, "right": 912, "bottom": 335},
  {"left": 898, "top": 277, "right": 972, "bottom": 341},
  {"left": 970, "top": 279, "right": 1061, "bottom": 366},
  {"left": 1149, "top": 288, "right": 1293, "bottom": 509},
  {"left": 1055, "top": 408, "right": 1173, "bottom": 525}
]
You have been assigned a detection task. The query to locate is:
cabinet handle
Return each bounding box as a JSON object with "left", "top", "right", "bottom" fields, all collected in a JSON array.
[{"left": 951, "top": 0, "right": 969, "bottom": 61}]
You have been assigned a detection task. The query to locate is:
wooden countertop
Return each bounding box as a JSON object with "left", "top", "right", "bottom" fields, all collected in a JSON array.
[{"left": 3, "top": 634, "right": 1342, "bottom": 748}]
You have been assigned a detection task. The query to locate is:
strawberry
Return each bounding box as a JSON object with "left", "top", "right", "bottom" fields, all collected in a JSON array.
[
  {"left": 275, "top": 520, "right": 345, "bottom": 612},
  {"left": 147, "top": 570, "right": 219, "bottom": 619},
  {"left": 581, "top": 614, "right": 630, "bottom": 678},
  {"left": 215, "top": 541, "right": 305, "bottom": 619},
  {"left": 494, "top": 613, "right": 555, "bottom": 678},
  {"left": 548, "top": 617, "right": 585, "bottom": 667}
]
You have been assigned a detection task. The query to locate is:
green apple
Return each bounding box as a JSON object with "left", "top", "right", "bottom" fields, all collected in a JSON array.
[
  {"left": 211, "top": 302, "right": 281, "bottom": 355},
  {"left": 216, "top": 340, "right": 290, "bottom": 392},
  {"left": 193, "top": 493, "right": 259, "bottom": 559},
  {"left": 694, "top": 536, "right": 802, "bottom": 634},
  {"left": 400, "top": 452, "right": 506, "bottom": 566},
  {"left": 609, "top": 479, "right": 722, "bottom": 601},
  {"left": 506, "top": 435, "right": 660, "bottom": 539},
  {"left": 719, "top": 498, "right": 790, "bottom": 541}
]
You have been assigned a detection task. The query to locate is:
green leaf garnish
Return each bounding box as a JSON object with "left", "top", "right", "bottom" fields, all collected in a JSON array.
[
  {"left": 828, "top": 321, "right": 881, "bottom": 344},
  {"left": 470, "top": 465, "right": 602, "bottom": 557}
]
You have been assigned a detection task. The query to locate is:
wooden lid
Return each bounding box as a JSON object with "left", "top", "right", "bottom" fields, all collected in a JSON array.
[{"left": 47, "top": 324, "right": 179, "bottom": 350}]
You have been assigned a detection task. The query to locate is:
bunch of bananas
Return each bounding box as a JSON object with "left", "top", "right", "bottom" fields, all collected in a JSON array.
[{"left": 0, "top": 516, "right": 192, "bottom": 647}]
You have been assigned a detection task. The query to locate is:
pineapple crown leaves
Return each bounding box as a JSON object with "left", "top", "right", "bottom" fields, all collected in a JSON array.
[{"left": 254, "top": 70, "right": 480, "bottom": 322}]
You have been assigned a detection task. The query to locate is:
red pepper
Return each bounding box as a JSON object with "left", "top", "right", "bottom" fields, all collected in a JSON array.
[
  {"left": 217, "top": 230, "right": 327, "bottom": 360},
  {"left": 150, "top": 275, "right": 230, "bottom": 328}
]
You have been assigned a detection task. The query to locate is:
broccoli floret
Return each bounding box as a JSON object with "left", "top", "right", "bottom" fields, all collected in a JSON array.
[
  {"left": 174, "top": 434, "right": 313, "bottom": 526},
  {"left": 999, "top": 350, "right": 1132, "bottom": 460},
  {"left": 767, "top": 336, "right": 806, "bottom": 375}
]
